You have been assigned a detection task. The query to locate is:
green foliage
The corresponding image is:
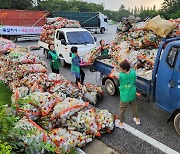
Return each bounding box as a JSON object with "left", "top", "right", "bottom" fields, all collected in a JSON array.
[
  {"left": 0, "top": 81, "right": 12, "bottom": 106},
  {"left": 0, "top": 140, "right": 12, "bottom": 154},
  {"left": 0, "top": 0, "right": 34, "bottom": 10},
  {"left": 103, "top": 9, "right": 131, "bottom": 22},
  {"left": 34, "top": 0, "right": 130, "bottom": 22},
  {"left": 39, "top": 142, "right": 56, "bottom": 153},
  {"left": 169, "top": 10, "right": 180, "bottom": 19},
  {"left": 61, "top": 147, "right": 78, "bottom": 154},
  {"left": 139, "top": 10, "right": 159, "bottom": 19},
  {"left": 36, "top": 0, "right": 104, "bottom": 17},
  {"left": 160, "top": 0, "right": 180, "bottom": 19},
  {"left": 0, "top": 106, "right": 18, "bottom": 141},
  {"left": 16, "top": 96, "right": 38, "bottom": 108}
]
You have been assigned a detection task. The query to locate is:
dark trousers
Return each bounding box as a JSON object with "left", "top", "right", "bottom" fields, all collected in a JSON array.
[
  {"left": 120, "top": 100, "right": 139, "bottom": 123},
  {"left": 51, "top": 67, "right": 59, "bottom": 74},
  {"left": 76, "top": 68, "right": 85, "bottom": 84}
]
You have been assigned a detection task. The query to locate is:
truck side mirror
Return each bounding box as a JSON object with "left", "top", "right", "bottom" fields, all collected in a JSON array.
[
  {"left": 94, "top": 37, "right": 97, "bottom": 42},
  {"left": 61, "top": 39, "right": 67, "bottom": 46}
]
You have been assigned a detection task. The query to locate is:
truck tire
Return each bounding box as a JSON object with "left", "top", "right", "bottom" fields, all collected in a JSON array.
[
  {"left": 8, "top": 36, "right": 17, "bottom": 42},
  {"left": 60, "top": 55, "right": 67, "bottom": 67},
  {"left": 174, "top": 113, "right": 180, "bottom": 135},
  {"left": 100, "top": 27, "right": 105, "bottom": 34},
  {"left": 105, "top": 79, "right": 116, "bottom": 96}
]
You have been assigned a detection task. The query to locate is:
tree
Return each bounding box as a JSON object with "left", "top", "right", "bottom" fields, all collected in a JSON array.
[
  {"left": 140, "top": 5, "right": 144, "bottom": 12},
  {"left": 36, "top": 0, "right": 105, "bottom": 16},
  {"left": 137, "top": 8, "right": 140, "bottom": 14},
  {"left": 139, "top": 10, "right": 158, "bottom": 19},
  {"left": 119, "top": 4, "right": 125, "bottom": 11},
  {"left": 0, "top": 0, "right": 34, "bottom": 10},
  {"left": 169, "top": 10, "right": 180, "bottom": 19},
  {"left": 147, "top": 6, "right": 150, "bottom": 11},
  {"left": 161, "top": 0, "right": 174, "bottom": 11},
  {"left": 160, "top": 0, "right": 179, "bottom": 19},
  {"left": 131, "top": 8, "right": 134, "bottom": 14},
  {"left": 134, "top": 6, "right": 137, "bottom": 15},
  {"left": 128, "top": 7, "right": 131, "bottom": 12},
  {"left": 153, "top": 5, "right": 156, "bottom": 10}
]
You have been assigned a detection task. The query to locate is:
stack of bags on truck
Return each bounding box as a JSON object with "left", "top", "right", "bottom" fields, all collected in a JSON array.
[
  {"left": 0, "top": 46, "right": 115, "bottom": 153},
  {"left": 40, "top": 17, "right": 81, "bottom": 44},
  {"left": 87, "top": 15, "right": 179, "bottom": 80},
  {"left": 112, "top": 15, "right": 179, "bottom": 79}
]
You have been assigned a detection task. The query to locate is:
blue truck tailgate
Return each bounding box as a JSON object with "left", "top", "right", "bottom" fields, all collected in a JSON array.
[{"left": 91, "top": 60, "right": 151, "bottom": 95}]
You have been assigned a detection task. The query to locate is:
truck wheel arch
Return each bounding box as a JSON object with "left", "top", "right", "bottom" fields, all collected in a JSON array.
[
  {"left": 174, "top": 113, "right": 180, "bottom": 135},
  {"left": 167, "top": 109, "right": 180, "bottom": 123},
  {"left": 100, "top": 27, "right": 105, "bottom": 34},
  {"left": 59, "top": 54, "right": 67, "bottom": 67}
]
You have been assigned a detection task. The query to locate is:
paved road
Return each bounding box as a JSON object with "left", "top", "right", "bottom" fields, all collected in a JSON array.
[{"left": 16, "top": 25, "right": 180, "bottom": 154}]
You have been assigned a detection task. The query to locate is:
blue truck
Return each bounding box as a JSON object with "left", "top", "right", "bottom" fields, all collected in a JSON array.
[{"left": 90, "top": 38, "right": 180, "bottom": 135}]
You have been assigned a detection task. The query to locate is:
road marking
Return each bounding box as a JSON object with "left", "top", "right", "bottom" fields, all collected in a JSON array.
[
  {"left": 123, "top": 123, "right": 180, "bottom": 154},
  {"left": 77, "top": 148, "right": 86, "bottom": 154}
]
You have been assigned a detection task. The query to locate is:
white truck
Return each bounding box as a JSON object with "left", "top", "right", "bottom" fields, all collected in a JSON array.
[{"left": 38, "top": 28, "right": 97, "bottom": 66}]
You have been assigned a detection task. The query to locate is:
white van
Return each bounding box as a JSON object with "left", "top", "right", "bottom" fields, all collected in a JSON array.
[{"left": 38, "top": 28, "right": 97, "bottom": 66}]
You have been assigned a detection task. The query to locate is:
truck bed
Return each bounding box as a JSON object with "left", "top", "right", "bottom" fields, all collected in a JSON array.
[
  {"left": 38, "top": 41, "right": 49, "bottom": 50},
  {"left": 52, "top": 11, "right": 99, "bottom": 28},
  {"left": 91, "top": 60, "right": 151, "bottom": 96}
]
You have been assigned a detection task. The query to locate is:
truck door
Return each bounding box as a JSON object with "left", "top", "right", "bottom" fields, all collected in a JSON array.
[
  {"left": 54, "top": 31, "right": 68, "bottom": 64},
  {"left": 155, "top": 45, "right": 180, "bottom": 112},
  {"left": 170, "top": 47, "right": 180, "bottom": 107}
]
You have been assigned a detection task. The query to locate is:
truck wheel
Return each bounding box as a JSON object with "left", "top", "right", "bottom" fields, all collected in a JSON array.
[
  {"left": 174, "top": 113, "right": 180, "bottom": 135},
  {"left": 105, "top": 79, "right": 116, "bottom": 96},
  {"left": 8, "top": 36, "right": 17, "bottom": 42},
  {"left": 60, "top": 55, "right": 67, "bottom": 67},
  {"left": 100, "top": 27, "right": 105, "bottom": 34}
]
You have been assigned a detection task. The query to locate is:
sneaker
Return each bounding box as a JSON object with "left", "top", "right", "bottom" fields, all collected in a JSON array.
[
  {"left": 115, "top": 119, "right": 124, "bottom": 129},
  {"left": 119, "top": 122, "right": 124, "bottom": 129},
  {"left": 133, "top": 117, "right": 141, "bottom": 125}
]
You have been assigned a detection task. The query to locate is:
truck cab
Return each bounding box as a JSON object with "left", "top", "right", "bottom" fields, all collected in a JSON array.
[
  {"left": 54, "top": 28, "right": 96, "bottom": 66},
  {"left": 154, "top": 39, "right": 180, "bottom": 114},
  {"left": 98, "top": 13, "right": 109, "bottom": 34}
]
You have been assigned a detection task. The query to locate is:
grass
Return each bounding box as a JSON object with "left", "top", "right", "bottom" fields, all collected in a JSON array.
[{"left": 0, "top": 81, "right": 12, "bottom": 106}]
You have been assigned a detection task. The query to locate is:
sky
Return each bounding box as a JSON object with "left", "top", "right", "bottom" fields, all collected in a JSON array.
[{"left": 82, "top": 0, "right": 164, "bottom": 11}]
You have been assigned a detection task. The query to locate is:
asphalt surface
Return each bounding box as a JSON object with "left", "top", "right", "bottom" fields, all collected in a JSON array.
[{"left": 16, "top": 25, "right": 180, "bottom": 154}]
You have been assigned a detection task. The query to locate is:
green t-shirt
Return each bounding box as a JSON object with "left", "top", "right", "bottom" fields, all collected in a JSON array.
[
  {"left": 71, "top": 53, "right": 80, "bottom": 73},
  {"left": 49, "top": 51, "right": 60, "bottom": 70},
  {"left": 119, "top": 69, "right": 136, "bottom": 103},
  {"left": 101, "top": 48, "right": 109, "bottom": 56}
]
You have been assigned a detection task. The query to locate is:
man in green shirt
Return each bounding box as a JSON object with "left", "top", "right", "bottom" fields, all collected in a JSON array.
[{"left": 118, "top": 60, "right": 140, "bottom": 128}]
